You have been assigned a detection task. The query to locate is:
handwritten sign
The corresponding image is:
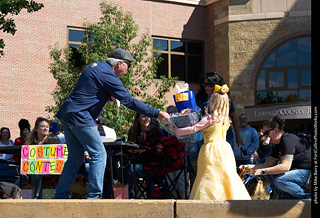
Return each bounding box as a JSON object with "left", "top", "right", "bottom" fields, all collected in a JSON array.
[{"left": 21, "top": 144, "right": 68, "bottom": 175}]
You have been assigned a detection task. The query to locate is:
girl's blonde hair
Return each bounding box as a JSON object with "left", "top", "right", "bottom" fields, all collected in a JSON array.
[{"left": 209, "top": 89, "right": 230, "bottom": 122}]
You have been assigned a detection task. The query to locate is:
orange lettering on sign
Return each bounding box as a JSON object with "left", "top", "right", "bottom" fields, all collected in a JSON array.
[
  {"left": 21, "top": 161, "right": 29, "bottom": 174},
  {"left": 37, "top": 146, "right": 44, "bottom": 159},
  {"left": 54, "top": 160, "right": 64, "bottom": 173}
]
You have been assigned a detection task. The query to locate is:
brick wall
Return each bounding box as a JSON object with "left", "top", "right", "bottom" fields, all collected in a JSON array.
[
  {"left": 0, "top": 0, "right": 103, "bottom": 138},
  {"left": 213, "top": 0, "right": 229, "bottom": 83},
  {"left": 1, "top": 0, "right": 311, "bottom": 138},
  {"left": 0, "top": 0, "right": 208, "bottom": 138}
]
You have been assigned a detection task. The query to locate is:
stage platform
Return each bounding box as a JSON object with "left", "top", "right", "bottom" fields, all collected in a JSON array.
[{"left": 0, "top": 199, "right": 311, "bottom": 218}]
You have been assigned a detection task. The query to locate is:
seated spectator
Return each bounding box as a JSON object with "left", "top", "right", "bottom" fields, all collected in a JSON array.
[
  {"left": 252, "top": 115, "right": 311, "bottom": 199},
  {"left": 0, "top": 127, "right": 14, "bottom": 162},
  {"left": 20, "top": 117, "right": 61, "bottom": 199},
  {"left": 49, "top": 122, "right": 66, "bottom": 144},
  {"left": 0, "top": 127, "right": 18, "bottom": 182},
  {"left": 232, "top": 113, "right": 259, "bottom": 166},
  {"left": 127, "top": 112, "right": 164, "bottom": 199},
  {"left": 13, "top": 119, "right": 31, "bottom": 163},
  {"left": 162, "top": 105, "right": 188, "bottom": 199}
]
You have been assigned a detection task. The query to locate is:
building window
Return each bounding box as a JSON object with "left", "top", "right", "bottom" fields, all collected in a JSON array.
[
  {"left": 255, "top": 36, "right": 311, "bottom": 105},
  {"left": 152, "top": 37, "right": 204, "bottom": 83},
  {"left": 68, "top": 27, "right": 85, "bottom": 67},
  {"left": 68, "top": 27, "right": 84, "bottom": 48}
]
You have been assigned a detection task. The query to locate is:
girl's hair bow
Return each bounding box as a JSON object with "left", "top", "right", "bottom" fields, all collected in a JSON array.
[{"left": 214, "top": 84, "right": 229, "bottom": 94}]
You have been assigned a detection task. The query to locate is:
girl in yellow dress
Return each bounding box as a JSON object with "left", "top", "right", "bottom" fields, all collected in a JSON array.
[{"left": 173, "top": 84, "right": 251, "bottom": 200}]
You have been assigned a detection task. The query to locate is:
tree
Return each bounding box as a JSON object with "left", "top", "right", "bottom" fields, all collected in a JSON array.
[
  {"left": 0, "top": 0, "right": 44, "bottom": 56},
  {"left": 47, "top": 2, "right": 177, "bottom": 138}
]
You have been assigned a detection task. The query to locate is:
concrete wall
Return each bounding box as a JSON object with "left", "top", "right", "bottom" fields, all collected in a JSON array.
[{"left": 0, "top": 199, "right": 311, "bottom": 218}]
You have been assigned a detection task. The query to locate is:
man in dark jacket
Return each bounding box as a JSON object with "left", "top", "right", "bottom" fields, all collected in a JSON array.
[{"left": 55, "top": 48, "right": 170, "bottom": 199}]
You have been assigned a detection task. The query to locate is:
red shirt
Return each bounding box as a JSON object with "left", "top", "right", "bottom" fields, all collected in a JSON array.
[{"left": 13, "top": 138, "right": 25, "bottom": 163}]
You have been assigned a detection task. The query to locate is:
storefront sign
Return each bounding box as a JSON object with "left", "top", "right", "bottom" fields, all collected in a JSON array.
[
  {"left": 244, "top": 104, "right": 311, "bottom": 122},
  {"left": 20, "top": 144, "right": 68, "bottom": 174}
]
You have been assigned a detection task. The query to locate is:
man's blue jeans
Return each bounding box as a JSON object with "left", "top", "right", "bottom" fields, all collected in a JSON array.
[
  {"left": 269, "top": 169, "right": 311, "bottom": 199},
  {"left": 55, "top": 120, "right": 107, "bottom": 199}
]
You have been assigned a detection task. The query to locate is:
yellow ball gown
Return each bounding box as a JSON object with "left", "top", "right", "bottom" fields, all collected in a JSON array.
[{"left": 189, "top": 121, "right": 251, "bottom": 200}]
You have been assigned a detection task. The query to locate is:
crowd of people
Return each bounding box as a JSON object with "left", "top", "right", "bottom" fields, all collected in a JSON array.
[
  {"left": 0, "top": 48, "right": 311, "bottom": 200},
  {"left": 0, "top": 118, "right": 64, "bottom": 198}
]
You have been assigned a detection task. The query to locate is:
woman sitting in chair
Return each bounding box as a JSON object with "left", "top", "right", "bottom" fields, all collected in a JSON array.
[{"left": 127, "top": 112, "right": 164, "bottom": 199}]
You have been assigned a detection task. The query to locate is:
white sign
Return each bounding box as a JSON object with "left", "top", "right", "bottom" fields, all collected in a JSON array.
[{"left": 244, "top": 104, "right": 311, "bottom": 122}]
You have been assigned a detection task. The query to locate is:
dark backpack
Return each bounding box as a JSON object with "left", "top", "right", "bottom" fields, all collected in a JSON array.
[{"left": 297, "top": 132, "right": 312, "bottom": 153}]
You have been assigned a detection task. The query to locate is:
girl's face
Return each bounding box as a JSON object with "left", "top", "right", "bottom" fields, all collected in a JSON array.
[
  {"left": 36, "top": 121, "right": 49, "bottom": 137},
  {"left": 22, "top": 128, "right": 30, "bottom": 138},
  {"left": 139, "top": 114, "right": 151, "bottom": 129},
  {"left": 203, "top": 78, "right": 214, "bottom": 95},
  {"left": 1, "top": 129, "right": 9, "bottom": 140}
]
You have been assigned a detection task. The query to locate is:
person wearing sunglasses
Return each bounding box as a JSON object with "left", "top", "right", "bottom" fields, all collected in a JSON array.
[
  {"left": 251, "top": 115, "right": 311, "bottom": 199},
  {"left": 196, "top": 72, "right": 243, "bottom": 147},
  {"left": 195, "top": 73, "right": 244, "bottom": 145},
  {"left": 55, "top": 48, "right": 171, "bottom": 200}
]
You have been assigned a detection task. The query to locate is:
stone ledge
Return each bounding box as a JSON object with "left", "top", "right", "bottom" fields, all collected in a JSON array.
[
  {"left": 0, "top": 199, "right": 175, "bottom": 218},
  {"left": 0, "top": 199, "right": 311, "bottom": 218},
  {"left": 176, "top": 200, "right": 311, "bottom": 218}
]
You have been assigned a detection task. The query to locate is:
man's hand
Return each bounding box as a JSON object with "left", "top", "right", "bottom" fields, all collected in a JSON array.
[
  {"left": 84, "top": 151, "right": 91, "bottom": 160},
  {"left": 158, "top": 111, "right": 172, "bottom": 124}
]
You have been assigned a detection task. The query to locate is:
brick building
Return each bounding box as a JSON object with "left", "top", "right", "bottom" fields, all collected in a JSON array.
[{"left": 0, "top": 0, "right": 311, "bottom": 138}]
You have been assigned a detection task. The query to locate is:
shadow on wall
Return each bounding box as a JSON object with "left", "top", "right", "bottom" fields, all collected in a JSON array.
[
  {"left": 228, "top": 200, "right": 311, "bottom": 217},
  {"left": 181, "top": 3, "right": 214, "bottom": 94}
]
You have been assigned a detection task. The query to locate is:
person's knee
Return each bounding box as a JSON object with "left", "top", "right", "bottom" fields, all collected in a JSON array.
[
  {"left": 89, "top": 149, "right": 107, "bottom": 161},
  {"left": 273, "top": 176, "right": 285, "bottom": 189}
]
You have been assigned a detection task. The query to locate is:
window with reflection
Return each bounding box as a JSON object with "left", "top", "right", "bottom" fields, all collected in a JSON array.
[
  {"left": 69, "top": 27, "right": 84, "bottom": 48},
  {"left": 68, "top": 27, "right": 85, "bottom": 68},
  {"left": 153, "top": 37, "right": 204, "bottom": 83},
  {"left": 255, "top": 36, "right": 311, "bottom": 104}
]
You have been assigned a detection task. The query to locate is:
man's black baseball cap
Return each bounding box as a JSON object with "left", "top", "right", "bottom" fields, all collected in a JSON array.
[{"left": 109, "top": 48, "right": 136, "bottom": 63}]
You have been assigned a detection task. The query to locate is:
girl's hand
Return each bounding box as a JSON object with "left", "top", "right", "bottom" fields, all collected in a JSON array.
[{"left": 172, "top": 125, "right": 178, "bottom": 134}]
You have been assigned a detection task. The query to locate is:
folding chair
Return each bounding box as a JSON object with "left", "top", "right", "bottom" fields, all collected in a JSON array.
[
  {"left": 135, "top": 136, "right": 187, "bottom": 199},
  {"left": 0, "top": 161, "right": 20, "bottom": 183}
]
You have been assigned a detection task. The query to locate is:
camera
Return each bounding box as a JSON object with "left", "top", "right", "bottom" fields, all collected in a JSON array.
[{"left": 240, "top": 146, "right": 248, "bottom": 156}]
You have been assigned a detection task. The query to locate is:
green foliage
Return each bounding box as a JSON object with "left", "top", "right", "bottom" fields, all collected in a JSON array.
[
  {"left": 0, "top": 0, "right": 44, "bottom": 56},
  {"left": 47, "top": 2, "right": 177, "bottom": 138}
]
